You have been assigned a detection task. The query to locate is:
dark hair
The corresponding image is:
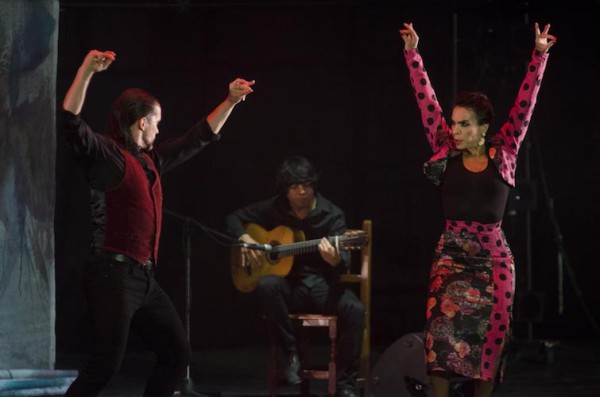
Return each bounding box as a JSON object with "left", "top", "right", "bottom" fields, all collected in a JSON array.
[
  {"left": 453, "top": 91, "right": 494, "bottom": 126},
  {"left": 105, "top": 88, "right": 159, "bottom": 155},
  {"left": 275, "top": 156, "right": 319, "bottom": 195}
]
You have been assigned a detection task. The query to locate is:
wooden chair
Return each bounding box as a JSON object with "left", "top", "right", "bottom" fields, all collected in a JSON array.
[{"left": 267, "top": 219, "right": 373, "bottom": 397}]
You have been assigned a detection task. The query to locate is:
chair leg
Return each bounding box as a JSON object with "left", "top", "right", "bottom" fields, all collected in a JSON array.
[
  {"left": 267, "top": 339, "right": 278, "bottom": 397},
  {"left": 300, "top": 378, "right": 310, "bottom": 397},
  {"left": 296, "top": 324, "right": 310, "bottom": 397},
  {"left": 328, "top": 336, "right": 337, "bottom": 396},
  {"left": 329, "top": 319, "right": 338, "bottom": 396}
]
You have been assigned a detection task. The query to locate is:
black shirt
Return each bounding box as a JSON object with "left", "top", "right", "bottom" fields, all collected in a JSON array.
[
  {"left": 440, "top": 155, "right": 510, "bottom": 224},
  {"left": 60, "top": 111, "right": 219, "bottom": 191}
]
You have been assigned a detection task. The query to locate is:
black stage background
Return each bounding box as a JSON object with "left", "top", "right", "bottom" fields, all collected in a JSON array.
[{"left": 55, "top": 0, "right": 600, "bottom": 356}]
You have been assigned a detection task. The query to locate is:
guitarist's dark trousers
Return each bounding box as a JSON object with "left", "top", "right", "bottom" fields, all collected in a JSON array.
[{"left": 256, "top": 274, "right": 365, "bottom": 389}]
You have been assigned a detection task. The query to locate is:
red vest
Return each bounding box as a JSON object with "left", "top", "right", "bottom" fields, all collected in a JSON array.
[{"left": 102, "top": 149, "right": 163, "bottom": 264}]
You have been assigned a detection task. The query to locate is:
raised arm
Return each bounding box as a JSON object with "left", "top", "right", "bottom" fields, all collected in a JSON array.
[
  {"left": 152, "top": 77, "right": 257, "bottom": 173},
  {"left": 400, "top": 23, "right": 451, "bottom": 154},
  {"left": 206, "top": 78, "right": 255, "bottom": 134},
  {"left": 62, "top": 50, "right": 116, "bottom": 115},
  {"left": 498, "top": 23, "right": 555, "bottom": 156}
]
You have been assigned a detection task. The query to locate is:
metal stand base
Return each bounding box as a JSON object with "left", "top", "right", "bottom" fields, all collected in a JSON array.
[
  {"left": 510, "top": 338, "right": 560, "bottom": 366},
  {"left": 173, "top": 377, "right": 216, "bottom": 396}
]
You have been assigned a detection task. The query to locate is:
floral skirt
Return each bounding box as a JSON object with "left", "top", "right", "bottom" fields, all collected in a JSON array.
[{"left": 425, "top": 220, "right": 515, "bottom": 381}]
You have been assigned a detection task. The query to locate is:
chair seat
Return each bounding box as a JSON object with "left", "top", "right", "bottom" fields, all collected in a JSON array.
[
  {"left": 289, "top": 314, "right": 337, "bottom": 327},
  {"left": 303, "top": 369, "right": 331, "bottom": 380}
]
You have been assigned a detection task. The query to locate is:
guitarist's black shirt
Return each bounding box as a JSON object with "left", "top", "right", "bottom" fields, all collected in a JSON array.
[{"left": 225, "top": 193, "right": 349, "bottom": 286}]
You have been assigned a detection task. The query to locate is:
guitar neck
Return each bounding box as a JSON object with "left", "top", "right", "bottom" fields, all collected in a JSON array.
[{"left": 271, "top": 238, "right": 329, "bottom": 258}]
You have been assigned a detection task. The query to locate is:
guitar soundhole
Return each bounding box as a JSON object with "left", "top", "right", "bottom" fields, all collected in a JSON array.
[{"left": 266, "top": 241, "right": 280, "bottom": 264}]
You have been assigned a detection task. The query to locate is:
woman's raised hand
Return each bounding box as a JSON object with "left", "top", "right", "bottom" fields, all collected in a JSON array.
[
  {"left": 535, "top": 23, "right": 557, "bottom": 53},
  {"left": 400, "top": 22, "right": 419, "bottom": 50}
]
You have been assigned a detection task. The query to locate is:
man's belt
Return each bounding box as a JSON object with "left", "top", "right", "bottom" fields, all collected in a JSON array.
[{"left": 92, "top": 247, "right": 154, "bottom": 270}]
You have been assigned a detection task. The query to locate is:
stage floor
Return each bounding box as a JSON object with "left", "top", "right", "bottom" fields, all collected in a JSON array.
[{"left": 55, "top": 338, "right": 600, "bottom": 397}]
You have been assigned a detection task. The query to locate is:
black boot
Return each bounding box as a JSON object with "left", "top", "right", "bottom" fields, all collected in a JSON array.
[
  {"left": 284, "top": 352, "right": 301, "bottom": 385},
  {"left": 336, "top": 386, "right": 359, "bottom": 397}
]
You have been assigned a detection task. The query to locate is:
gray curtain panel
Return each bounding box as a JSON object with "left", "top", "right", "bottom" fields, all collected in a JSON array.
[{"left": 0, "top": 0, "right": 58, "bottom": 369}]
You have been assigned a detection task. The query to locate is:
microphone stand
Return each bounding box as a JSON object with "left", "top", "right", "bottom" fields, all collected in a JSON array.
[
  {"left": 164, "top": 209, "right": 267, "bottom": 395},
  {"left": 164, "top": 209, "right": 215, "bottom": 397}
]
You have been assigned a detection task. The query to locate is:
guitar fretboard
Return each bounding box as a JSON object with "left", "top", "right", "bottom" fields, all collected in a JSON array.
[
  {"left": 271, "top": 239, "right": 321, "bottom": 258},
  {"left": 270, "top": 236, "right": 347, "bottom": 258}
]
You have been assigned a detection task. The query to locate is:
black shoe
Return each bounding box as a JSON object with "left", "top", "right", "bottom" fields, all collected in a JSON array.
[
  {"left": 336, "top": 386, "right": 359, "bottom": 397},
  {"left": 284, "top": 352, "right": 301, "bottom": 385}
]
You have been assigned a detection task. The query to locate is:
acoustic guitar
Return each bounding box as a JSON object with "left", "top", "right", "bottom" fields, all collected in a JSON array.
[{"left": 231, "top": 223, "right": 368, "bottom": 292}]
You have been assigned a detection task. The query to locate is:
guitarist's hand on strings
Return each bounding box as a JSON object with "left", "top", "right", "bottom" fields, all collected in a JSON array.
[
  {"left": 318, "top": 238, "right": 341, "bottom": 267},
  {"left": 239, "top": 233, "right": 263, "bottom": 267}
]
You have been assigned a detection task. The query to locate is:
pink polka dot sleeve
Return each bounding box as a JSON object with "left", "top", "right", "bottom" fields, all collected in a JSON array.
[
  {"left": 499, "top": 50, "right": 549, "bottom": 156},
  {"left": 403, "top": 49, "right": 452, "bottom": 154}
]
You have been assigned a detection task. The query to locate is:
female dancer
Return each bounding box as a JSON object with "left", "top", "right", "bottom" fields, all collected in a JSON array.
[{"left": 400, "top": 22, "right": 556, "bottom": 397}]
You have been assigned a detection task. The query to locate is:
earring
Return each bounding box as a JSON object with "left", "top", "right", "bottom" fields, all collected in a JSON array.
[{"left": 478, "top": 135, "right": 486, "bottom": 146}]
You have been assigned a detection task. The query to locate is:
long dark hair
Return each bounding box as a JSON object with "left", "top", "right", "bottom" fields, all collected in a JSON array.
[
  {"left": 105, "top": 88, "right": 159, "bottom": 158},
  {"left": 275, "top": 156, "right": 320, "bottom": 196}
]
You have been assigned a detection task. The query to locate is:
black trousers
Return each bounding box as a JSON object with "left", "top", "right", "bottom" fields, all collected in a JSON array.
[
  {"left": 256, "top": 274, "right": 365, "bottom": 390},
  {"left": 65, "top": 255, "right": 191, "bottom": 397}
]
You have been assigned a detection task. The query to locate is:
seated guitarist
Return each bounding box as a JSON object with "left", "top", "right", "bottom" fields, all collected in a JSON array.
[{"left": 225, "top": 156, "right": 364, "bottom": 397}]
